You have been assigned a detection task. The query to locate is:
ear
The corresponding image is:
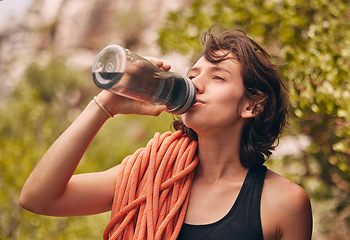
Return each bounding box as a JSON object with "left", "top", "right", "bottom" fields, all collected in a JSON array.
[{"left": 240, "top": 100, "right": 256, "bottom": 119}]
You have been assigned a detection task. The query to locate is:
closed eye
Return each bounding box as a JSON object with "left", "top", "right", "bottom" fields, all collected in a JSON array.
[
  {"left": 188, "top": 75, "right": 196, "bottom": 80},
  {"left": 214, "top": 76, "right": 225, "bottom": 81}
]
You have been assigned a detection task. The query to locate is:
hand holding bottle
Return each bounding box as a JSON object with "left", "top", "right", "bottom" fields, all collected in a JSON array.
[{"left": 93, "top": 57, "right": 172, "bottom": 117}]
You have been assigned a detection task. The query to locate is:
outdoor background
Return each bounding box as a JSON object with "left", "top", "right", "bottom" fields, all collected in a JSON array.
[{"left": 0, "top": 0, "right": 349, "bottom": 239}]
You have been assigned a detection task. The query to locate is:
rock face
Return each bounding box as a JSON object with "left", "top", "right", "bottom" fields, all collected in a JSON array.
[{"left": 0, "top": 0, "right": 191, "bottom": 99}]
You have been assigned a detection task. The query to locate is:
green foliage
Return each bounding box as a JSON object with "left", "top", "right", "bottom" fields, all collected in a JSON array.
[
  {"left": 158, "top": 0, "right": 350, "bottom": 238},
  {"left": 0, "top": 57, "right": 174, "bottom": 239}
]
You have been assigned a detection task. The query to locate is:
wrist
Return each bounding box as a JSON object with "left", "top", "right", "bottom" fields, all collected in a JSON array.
[
  {"left": 87, "top": 98, "right": 112, "bottom": 123},
  {"left": 93, "top": 96, "right": 114, "bottom": 118}
]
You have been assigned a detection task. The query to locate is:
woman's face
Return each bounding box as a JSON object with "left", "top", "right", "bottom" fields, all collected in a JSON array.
[{"left": 182, "top": 53, "right": 252, "bottom": 134}]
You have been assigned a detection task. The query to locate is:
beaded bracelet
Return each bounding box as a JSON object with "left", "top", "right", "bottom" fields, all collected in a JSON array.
[{"left": 93, "top": 96, "right": 113, "bottom": 118}]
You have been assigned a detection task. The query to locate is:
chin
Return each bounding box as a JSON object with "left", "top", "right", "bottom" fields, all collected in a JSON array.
[
  {"left": 181, "top": 114, "right": 196, "bottom": 129},
  {"left": 182, "top": 117, "right": 206, "bottom": 133}
]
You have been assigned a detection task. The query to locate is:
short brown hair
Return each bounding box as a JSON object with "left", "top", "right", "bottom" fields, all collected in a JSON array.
[{"left": 173, "top": 26, "right": 289, "bottom": 167}]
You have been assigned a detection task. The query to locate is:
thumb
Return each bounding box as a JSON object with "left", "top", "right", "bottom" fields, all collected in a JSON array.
[{"left": 135, "top": 103, "right": 168, "bottom": 116}]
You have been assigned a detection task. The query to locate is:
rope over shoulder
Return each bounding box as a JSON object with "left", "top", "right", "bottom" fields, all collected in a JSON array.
[{"left": 104, "top": 130, "right": 198, "bottom": 240}]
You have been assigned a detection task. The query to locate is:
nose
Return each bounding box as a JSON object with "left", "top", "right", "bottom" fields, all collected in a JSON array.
[{"left": 192, "top": 76, "right": 204, "bottom": 94}]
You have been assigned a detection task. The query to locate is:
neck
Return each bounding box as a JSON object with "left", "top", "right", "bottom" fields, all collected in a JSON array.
[{"left": 195, "top": 127, "right": 248, "bottom": 183}]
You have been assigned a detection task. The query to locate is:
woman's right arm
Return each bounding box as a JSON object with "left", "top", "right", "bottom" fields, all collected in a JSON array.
[{"left": 19, "top": 89, "right": 167, "bottom": 216}]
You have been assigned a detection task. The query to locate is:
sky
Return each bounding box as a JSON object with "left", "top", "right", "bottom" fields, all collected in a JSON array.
[{"left": 0, "top": 0, "right": 33, "bottom": 28}]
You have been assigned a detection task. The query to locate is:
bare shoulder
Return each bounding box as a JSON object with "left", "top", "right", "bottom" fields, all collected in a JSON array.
[
  {"left": 263, "top": 169, "right": 310, "bottom": 206},
  {"left": 261, "top": 169, "right": 313, "bottom": 240}
]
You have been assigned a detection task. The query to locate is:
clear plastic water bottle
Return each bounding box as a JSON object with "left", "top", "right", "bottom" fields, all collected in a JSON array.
[{"left": 92, "top": 45, "right": 196, "bottom": 115}]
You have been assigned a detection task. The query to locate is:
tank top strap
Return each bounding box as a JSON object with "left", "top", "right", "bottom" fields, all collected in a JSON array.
[{"left": 240, "top": 165, "right": 267, "bottom": 235}]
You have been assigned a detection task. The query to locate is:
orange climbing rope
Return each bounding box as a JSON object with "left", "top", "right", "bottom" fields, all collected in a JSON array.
[{"left": 104, "top": 130, "right": 198, "bottom": 240}]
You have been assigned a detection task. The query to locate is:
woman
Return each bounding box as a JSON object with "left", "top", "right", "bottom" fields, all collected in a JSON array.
[{"left": 20, "top": 27, "right": 312, "bottom": 239}]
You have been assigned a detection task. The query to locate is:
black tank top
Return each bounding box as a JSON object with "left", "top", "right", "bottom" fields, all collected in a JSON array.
[{"left": 177, "top": 165, "right": 267, "bottom": 240}]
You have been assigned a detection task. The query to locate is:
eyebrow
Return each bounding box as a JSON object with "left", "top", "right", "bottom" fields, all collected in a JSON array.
[{"left": 188, "top": 66, "right": 232, "bottom": 75}]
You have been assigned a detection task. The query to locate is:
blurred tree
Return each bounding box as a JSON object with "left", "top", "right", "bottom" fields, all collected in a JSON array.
[
  {"left": 158, "top": 0, "right": 350, "bottom": 239},
  {"left": 0, "top": 57, "right": 174, "bottom": 239}
]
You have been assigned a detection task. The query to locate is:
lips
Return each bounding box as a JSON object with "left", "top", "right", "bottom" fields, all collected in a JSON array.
[{"left": 191, "top": 99, "right": 204, "bottom": 108}]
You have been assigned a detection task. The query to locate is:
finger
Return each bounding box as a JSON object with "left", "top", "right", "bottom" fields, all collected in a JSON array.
[
  {"left": 160, "top": 61, "right": 171, "bottom": 71},
  {"left": 121, "top": 100, "right": 167, "bottom": 116},
  {"left": 145, "top": 57, "right": 171, "bottom": 72},
  {"left": 145, "top": 56, "right": 162, "bottom": 66},
  {"left": 138, "top": 104, "right": 168, "bottom": 116}
]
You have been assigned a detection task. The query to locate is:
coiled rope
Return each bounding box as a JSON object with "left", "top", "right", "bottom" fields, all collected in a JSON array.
[{"left": 104, "top": 130, "right": 198, "bottom": 240}]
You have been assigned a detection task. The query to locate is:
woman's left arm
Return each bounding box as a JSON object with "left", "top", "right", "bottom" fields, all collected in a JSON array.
[
  {"left": 279, "top": 185, "right": 313, "bottom": 240},
  {"left": 261, "top": 171, "right": 313, "bottom": 240}
]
